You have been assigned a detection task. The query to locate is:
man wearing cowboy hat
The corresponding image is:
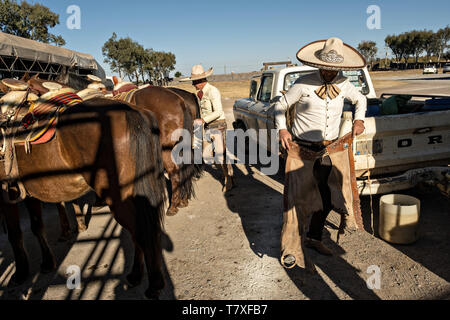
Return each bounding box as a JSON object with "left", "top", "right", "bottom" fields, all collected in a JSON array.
[
  {"left": 275, "top": 38, "right": 367, "bottom": 269},
  {"left": 181, "top": 65, "right": 235, "bottom": 191}
]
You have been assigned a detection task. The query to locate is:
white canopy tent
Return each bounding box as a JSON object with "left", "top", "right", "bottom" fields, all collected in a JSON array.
[{"left": 0, "top": 32, "right": 105, "bottom": 79}]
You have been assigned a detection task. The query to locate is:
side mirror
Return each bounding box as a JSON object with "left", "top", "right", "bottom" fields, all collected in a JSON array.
[{"left": 250, "top": 80, "right": 258, "bottom": 101}]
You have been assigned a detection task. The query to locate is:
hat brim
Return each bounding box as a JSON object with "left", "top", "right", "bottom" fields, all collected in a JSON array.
[
  {"left": 297, "top": 40, "right": 366, "bottom": 71},
  {"left": 2, "top": 79, "right": 29, "bottom": 91},
  {"left": 180, "top": 68, "right": 213, "bottom": 82},
  {"left": 87, "top": 74, "right": 102, "bottom": 82}
]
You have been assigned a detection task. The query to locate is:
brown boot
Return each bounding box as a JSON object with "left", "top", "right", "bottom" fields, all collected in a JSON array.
[{"left": 305, "top": 238, "right": 333, "bottom": 256}]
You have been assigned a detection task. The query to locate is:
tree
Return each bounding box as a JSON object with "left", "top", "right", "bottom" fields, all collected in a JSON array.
[
  {"left": 102, "top": 33, "right": 123, "bottom": 78},
  {"left": 357, "top": 41, "right": 378, "bottom": 69},
  {"left": 102, "top": 34, "right": 177, "bottom": 85},
  {"left": 436, "top": 26, "right": 450, "bottom": 64},
  {"left": 0, "top": 0, "right": 65, "bottom": 46},
  {"left": 174, "top": 71, "right": 182, "bottom": 78},
  {"left": 422, "top": 30, "right": 439, "bottom": 62}
]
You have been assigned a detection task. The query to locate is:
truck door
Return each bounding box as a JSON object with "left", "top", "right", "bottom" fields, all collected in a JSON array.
[{"left": 249, "top": 73, "right": 274, "bottom": 150}]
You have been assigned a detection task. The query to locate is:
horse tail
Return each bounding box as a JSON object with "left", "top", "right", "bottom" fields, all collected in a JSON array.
[
  {"left": 179, "top": 101, "right": 203, "bottom": 201},
  {"left": 126, "top": 109, "right": 166, "bottom": 255}
]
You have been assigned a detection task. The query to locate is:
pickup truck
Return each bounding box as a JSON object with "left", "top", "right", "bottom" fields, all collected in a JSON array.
[{"left": 233, "top": 64, "right": 450, "bottom": 196}]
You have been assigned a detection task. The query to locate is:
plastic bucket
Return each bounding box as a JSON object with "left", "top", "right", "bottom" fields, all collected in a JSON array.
[{"left": 379, "top": 194, "right": 421, "bottom": 244}]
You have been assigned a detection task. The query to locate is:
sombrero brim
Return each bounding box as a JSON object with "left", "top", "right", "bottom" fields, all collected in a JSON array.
[
  {"left": 297, "top": 40, "right": 366, "bottom": 71},
  {"left": 180, "top": 68, "right": 213, "bottom": 82},
  {"left": 87, "top": 74, "right": 102, "bottom": 82},
  {"left": 2, "top": 79, "right": 29, "bottom": 91}
]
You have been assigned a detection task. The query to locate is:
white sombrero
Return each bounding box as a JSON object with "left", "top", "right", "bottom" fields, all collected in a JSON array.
[
  {"left": 2, "top": 79, "right": 29, "bottom": 91},
  {"left": 297, "top": 37, "right": 366, "bottom": 71},
  {"left": 42, "top": 82, "right": 63, "bottom": 91},
  {"left": 180, "top": 65, "right": 213, "bottom": 82},
  {"left": 87, "top": 74, "right": 102, "bottom": 83}
]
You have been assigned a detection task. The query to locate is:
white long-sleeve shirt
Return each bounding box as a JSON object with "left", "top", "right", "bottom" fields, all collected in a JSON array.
[
  {"left": 274, "top": 71, "right": 367, "bottom": 142},
  {"left": 197, "top": 83, "right": 225, "bottom": 124}
]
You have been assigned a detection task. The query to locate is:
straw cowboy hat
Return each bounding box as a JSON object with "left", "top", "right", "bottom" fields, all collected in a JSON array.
[
  {"left": 87, "top": 74, "right": 102, "bottom": 83},
  {"left": 297, "top": 37, "right": 367, "bottom": 71},
  {"left": 180, "top": 65, "right": 213, "bottom": 82},
  {"left": 2, "top": 78, "right": 29, "bottom": 91}
]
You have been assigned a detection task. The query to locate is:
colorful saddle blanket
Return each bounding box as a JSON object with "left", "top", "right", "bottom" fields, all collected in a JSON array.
[
  {"left": 15, "top": 92, "right": 82, "bottom": 146},
  {"left": 112, "top": 88, "right": 139, "bottom": 104}
]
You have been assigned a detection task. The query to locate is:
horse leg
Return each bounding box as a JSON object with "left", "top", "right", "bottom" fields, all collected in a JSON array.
[
  {"left": 73, "top": 201, "right": 87, "bottom": 233},
  {"left": 221, "top": 164, "right": 235, "bottom": 192},
  {"left": 162, "top": 150, "right": 181, "bottom": 216},
  {"left": 56, "top": 202, "right": 73, "bottom": 241},
  {"left": 3, "top": 203, "right": 29, "bottom": 285},
  {"left": 143, "top": 239, "right": 165, "bottom": 300},
  {"left": 24, "top": 198, "right": 56, "bottom": 273},
  {"left": 126, "top": 241, "right": 145, "bottom": 287}
]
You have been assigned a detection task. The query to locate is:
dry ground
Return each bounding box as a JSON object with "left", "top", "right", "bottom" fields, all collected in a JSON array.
[{"left": 0, "top": 70, "right": 449, "bottom": 300}]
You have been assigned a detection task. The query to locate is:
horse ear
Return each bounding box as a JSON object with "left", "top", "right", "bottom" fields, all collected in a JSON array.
[
  {"left": 32, "top": 73, "right": 40, "bottom": 79},
  {"left": 21, "top": 72, "right": 30, "bottom": 81}
]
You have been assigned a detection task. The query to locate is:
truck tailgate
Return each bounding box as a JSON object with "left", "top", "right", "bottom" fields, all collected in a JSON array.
[{"left": 354, "top": 110, "right": 450, "bottom": 176}]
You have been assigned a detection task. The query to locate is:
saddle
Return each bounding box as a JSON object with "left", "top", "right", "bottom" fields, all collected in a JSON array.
[
  {"left": 0, "top": 80, "right": 82, "bottom": 203},
  {"left": 113, "top": 87, "right": 139, "bottom": 103}
]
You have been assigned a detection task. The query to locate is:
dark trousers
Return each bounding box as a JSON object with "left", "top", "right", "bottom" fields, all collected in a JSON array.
[{"left": 306, "top": 155, "right": 333, "bottom": 241}]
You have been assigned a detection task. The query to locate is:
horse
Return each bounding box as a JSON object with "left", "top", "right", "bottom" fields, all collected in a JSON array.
[
  {"left": 0, "top": 81, "right": 167, "bottom": 299},
  {"left": 166, "top": 87, "right": 235, "bottom": 192},
  {"left": 166, "top": 87, "right": 200, "bottom": 119},
  {"left": 127, "top": 86, "right": 203, "bottom": 216},
  {"left": 4, "top": 75, "right": 87, "bottom": 237}
]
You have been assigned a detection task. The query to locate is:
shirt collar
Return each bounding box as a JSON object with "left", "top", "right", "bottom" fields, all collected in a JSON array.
[{"left": 198, "top": 82, "right": 210, "bottom": 92}]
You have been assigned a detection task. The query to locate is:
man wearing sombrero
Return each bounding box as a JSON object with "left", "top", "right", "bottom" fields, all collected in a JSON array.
[
  {"left": 181, "top": 65, "right": 235, "bottom": 191},
  {"left": 275, "top": 38, "right": 367, "bottom": 270}
]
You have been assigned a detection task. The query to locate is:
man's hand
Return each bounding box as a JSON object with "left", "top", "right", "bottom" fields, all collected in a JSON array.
[
  {"left": 279, "top": 129, "right": 292, "bottom": 151},
  {"left": 194, "top": 118, "right": 205, "bottom": 125},
  {"left": 352, "top": 120, "right": 365, "bottom": 137}
]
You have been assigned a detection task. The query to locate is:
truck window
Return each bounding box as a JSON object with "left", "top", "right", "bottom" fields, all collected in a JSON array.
[
  {"left": 258, "top": 74, "right": 274, "bottom": 102},
  {"left": 284, "top": 71, "right": 315, "bottom": 91},
  {"left": 342, "top": 70, "right": 369, "bottom": 95}
]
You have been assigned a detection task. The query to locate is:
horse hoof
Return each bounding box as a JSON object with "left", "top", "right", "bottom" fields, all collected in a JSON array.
[
  {"left": 126, "top": 273, "right": 143, "bottom": 288},
  {"left": 144, "top": 289, "right": 160, "bottom": 300},
  {"left": 166, "top": 207, "right": 178, "bottom": 216},
  {"left": 178, "top": 200, "right": 189, "bottom": 208},
  {"left": 9, "top": 272, "right": 28, "bottom": 287},
  {"left": 77, "top": 225, "right": 87, "bottom": 233}
]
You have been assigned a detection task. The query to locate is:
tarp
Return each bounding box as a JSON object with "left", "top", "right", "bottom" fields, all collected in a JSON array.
[{"left": 0, "top": 32, "right": 105, "bottom": 78}]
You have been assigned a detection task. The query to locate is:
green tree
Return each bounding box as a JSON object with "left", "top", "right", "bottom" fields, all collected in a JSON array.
[
  {"left": 436, "top": 26, "right": 450, "bottom": 64},
  {"left": 422, "top": 30, "right": 439, "bottom": 62},
  {"left": 357, "top": 41, "right": 378, "bottom": 69},
  {"left": 102, "top": 33, "right": 123, "bottom": 78},
  {"left": 174, "top": 71, "right": 182, "bottom": 78},
  {"left": 0, "top": 0, "right": 65, "bottom": 46}
]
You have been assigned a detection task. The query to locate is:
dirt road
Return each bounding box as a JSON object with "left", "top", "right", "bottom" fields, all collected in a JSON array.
[{"left": 0, "top": 75, "right": 449, "bottom": 300}]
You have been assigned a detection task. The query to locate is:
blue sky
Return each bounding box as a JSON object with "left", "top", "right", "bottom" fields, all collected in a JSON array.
[{"left": 32, "top": 0, "right": 450, "bottom": 76}]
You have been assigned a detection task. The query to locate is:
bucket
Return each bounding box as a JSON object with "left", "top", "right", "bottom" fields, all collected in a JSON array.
[{"left": 379, "top": 194, "right": 421, "bottom": 244}]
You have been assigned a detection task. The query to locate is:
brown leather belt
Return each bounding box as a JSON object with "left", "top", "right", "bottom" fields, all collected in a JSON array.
[{"left": 294, "top": 138, "right": 337, "bottom": 148}]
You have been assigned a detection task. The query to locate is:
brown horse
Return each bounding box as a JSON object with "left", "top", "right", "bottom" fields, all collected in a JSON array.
[
  {"left": 128, "top": 86, "right": 203, "bottom": 216},
  {"left": 0, "top": 86, "right": 167, "bottom": 299}
]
